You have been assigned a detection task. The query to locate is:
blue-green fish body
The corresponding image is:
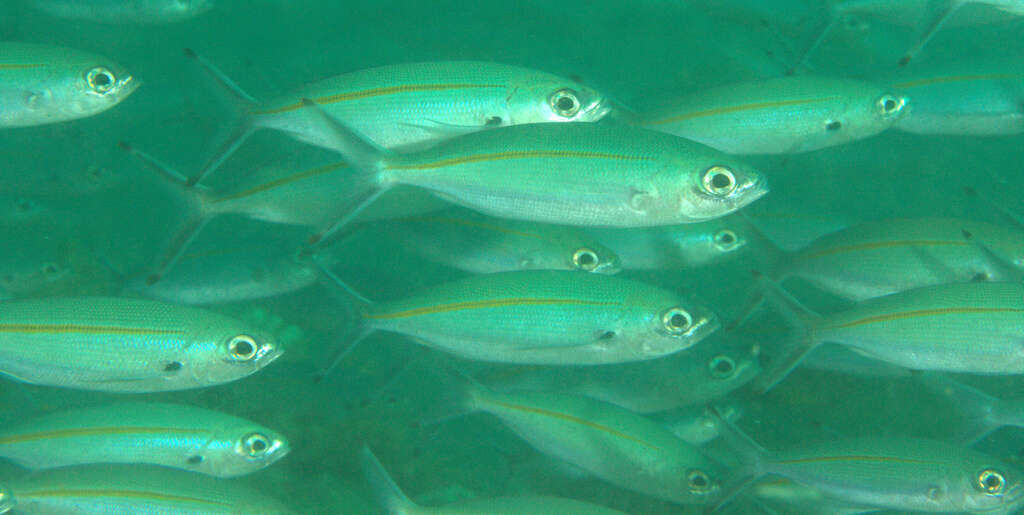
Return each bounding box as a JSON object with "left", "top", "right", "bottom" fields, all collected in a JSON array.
[
  {"left": 28, "top": 0, "right": 214, "bottom": 23},
  {"left": 354, "top": 270, "right": 718, "bottom": 365},
  {"left": 640, "top": 76, "right": 905, "bottom": 154},
  {"left": 0, "top": 296, "right": 280, "bottom": 392},
  {"left": 0, "top": 42, "right": 138, "bottom": 127},
  {"left": 587, "top": 217, "right": 747, "bottom": 270},
  {"left": 0, "top": 402, "right": 288, "bottom": 477},
  {"left": 380, "top": 209, "right": 621, "bottom": 274},
  {"left": 889, "top": 66, "right": 1024, "bottom": 135},
  {"left": 7, "top": 465, "right": 295, "bottom": 514}
]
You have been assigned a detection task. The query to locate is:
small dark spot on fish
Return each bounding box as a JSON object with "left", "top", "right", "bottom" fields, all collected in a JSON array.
[
  {"left": 386, "top": 396, "right": 397, "bottom": 404},
  {"left": 485, "top": 116, "right": 502, "bottom": 126},
  {"left": 596, "top": 330, "right": 616, "bottom": 341},
  {"left": 187, "top": 455, "right": 204, "bottom": 465},
  {"left": 972, "top": 272, "right": 989, "bottom": 282},
  {"left": 825, "top": 120, "right": 842, "bottom": 131},
  {"left": 899, "top": 55, "right": 911, "bottom": 66},
  {"left": 962, "top": 229, "right": 974, "bottom": 240},
  {"left": 164, "top": 361, "right": 183, "bottom": 372}
]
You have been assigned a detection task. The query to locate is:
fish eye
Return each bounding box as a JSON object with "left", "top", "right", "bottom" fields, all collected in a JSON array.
[
  {"left": 661, "top": 307, "right": 693, "bottom": 334},
  {"left": 686, "top": 469, "right": 713, "bottom": 493},
  {"left": 240, "top": 432, "right": 272, "bottom": 458},
  {"left": 227, "top": 335, "right": 258, "bottom": 361},
  {"left": 825, "top": 120, "right": 842, "bottom": 131},
  {"left": 977, "top": 469, "right": 1006, "bottom": 495},
  {"left": 702, "top": 166, "right": 737, "bottom": 197},
  {"left": 550, "top": 89, "right": 581, "bottom": 118},
  {"left": 877, "top": 95, "right": 905, "bottom": 116},
  {"left": 572, "top": 248, "right": 599, "bottom": 271},
  {"left": 714, "top": 229, "right": 738, "bottom": 250},
  {"left": 709, "top": 355, "right": 736, "bottom": 378},
  {"left": 86, "top": 67, "right": 117, "bottom": 94}
]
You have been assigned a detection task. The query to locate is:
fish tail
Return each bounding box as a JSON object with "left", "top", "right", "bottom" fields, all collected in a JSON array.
[
  {"left": 417, "top": 363, "right": 487, "bottom": 427},
  {"left": 183, "top": 48, "right": 260, "bottom": 186},
  {"left": 899, "top": 0, "right": 965, "bottom": 66},
  {"left": 309, "top": 254, "right": 374, "bottom": 381},
  {"left": 704, "top": 405, "right": 767, "bottom": 514},
  {"left": 749, "top": 272, "right": 822, "bottom": 393},
  {"left": 297, "top": 98, "right": 391, "bottom": 250},
  {"left": 726, "top": 215, "right": 789, "bottom": 331},
  {"left": 786, "top": 5, "right": 838, "bottom": 75},
  {"left": 359, "top": 446, "right": 419, "bottom": 515},
  {"left": 917, "top": 373, "right": 999, "bottom": 445}
]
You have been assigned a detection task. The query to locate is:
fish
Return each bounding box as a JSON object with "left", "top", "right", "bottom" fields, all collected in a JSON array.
[
  {"left": 0, "top": 296, "right": 281, "bottom": 392},
  {"left": 359, "top": 446, "right": 629, "bottom": 514},
  {"left": 888, "top": 65, "right": 1024, "bottom": 135},
  {"left": 0, "top": 402, "right": 288, "bottom": 477},
  {"left": 377, "top": 208, "right": 622, "bottom": 274},
  {"left": 27, "top": 0, "right": 214, "bottom": 23},
  {"left": 653, "top": 402, "right": 743, "bottom": 446},
  {"left": 713, "top": 413, "right": 1024, "bottom": 514},
  {"left": 752, "top": 279, "right": 1024, "bottom": 391},
  {"left": 7, "top": 464, "right": 295, "bottom": 514},
  {"left": 184, "top": 53, "right": 612, "bottom": 185},
  {"left": 444, "top": 375, "right": 726, "bottom": 505},
  {"left": 323, "top": 268, "right": 718, "bottom": 366},
  {"left": 585, "top": 217, "right": 748, "bottom": 270},
  {"left": 480, "top": 339, "right": 759, "bottom": 413},
  {"left": 301, "top": 103, "right": 767, "bottom": 245},
  {"left": 0, "top": 42, "right": 138, "bottom": 127},
  {"left": 639, "top": 76, "right": 906, "bottom": 154},
  {"left": 756, "top": 217, "right": 1024, "bottom": 302}
]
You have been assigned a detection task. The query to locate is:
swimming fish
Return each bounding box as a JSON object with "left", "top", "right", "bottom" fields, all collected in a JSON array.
[
  {"left": 360, "top": 446, "right": 629, "bottom": 514},
  {"left": 585, "top": 218, "right": 747, "bottom": 270},
  {"left": 7, "top": 465, "right": 295, "bottom": 514},
  {"left": 324, "top": 268, "right": 718, "bottom": 366},
  {"left": 753, "top": 279, "right": 1024, "bottom": 391},
  {"left": 0, "top": 402, "right": 289, "bottom": 477},
  {"left": 640, "top": 76, "right": 906, "bottom": 154},
  {"left": 378, "top": 208, "right": 622, "bottom": 274},
  {"left": 27, "top": 0, "right": 214, "bottom": 23},
  {"left": 185, "top": 53, "right": 611, "bottom": 185},
  {"left": 0, "top": 42, "right": 138, "bottom": 127},
  {"left": 301, "top": 102, "right": 767, "bottom": 244},
  {"left": 0, "top": 296, "right": 280, "bottom": 392},
  {"left": 888, "top": 64, "right": 1024, "bottom": 135}
]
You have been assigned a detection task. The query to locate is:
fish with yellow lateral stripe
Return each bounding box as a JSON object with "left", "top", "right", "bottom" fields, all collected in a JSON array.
[
  {"left": 373, "top": 207, "right": 621, "bottom": 275},
  {"left": 7, "top": 464, "right": 295, "bottom": 514},
  {"left": 321, "top": 268, "right": 718, "bottom": 366},
  {"left": 180, "top": 51, "right": 610, "bottom": 185},
  {"left": 0, "top": 297, "right": 280, "bottom": 392},
  {"left": 432, "top": 368, "right": 725, "bottom": 505},
  {"left": 299, "top": 102, "right": 766, "bottom": 246},
  {"left": 0, "top": 402, "right": 288, "bottom": 477},
  {"left": 0, "top": 42, "right": 138, "bottom": 127},
  {"left": 749, "top": 278, "right": 1024, "bottom": 392},
  {"left": 639, "top": 76, "right": 905, "bottom": 154},
  {"left": 710, "top": 407, "right": 1024, "bottom": 513}
]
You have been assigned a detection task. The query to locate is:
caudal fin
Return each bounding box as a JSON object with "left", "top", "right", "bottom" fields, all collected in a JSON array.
[
  {"left": 359, "top": 446, "right": 419, "bottom": 515},
  {"left": 748, "top": 273, "right": 822, "bottom": 393},
  {"left": 898, "top": 0, "right": 965, "bottom": 66},
  {"left": 183, "top": 48, "right": 260, "bottom": 186},
  {"left": 309, "top": 252, "right": 375, "bottom": 381},
  {"left": 704, "top": 405, "right": 768, "bottom": 514},
  {"left": 118, "top": 141, "right": 214, "bottom": 285},
  {"left": 786, "top": 9, "right": 838, "bottom": 75}
]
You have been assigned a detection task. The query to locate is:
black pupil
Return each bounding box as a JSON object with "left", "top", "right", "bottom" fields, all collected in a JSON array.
[
  {"left": 577, "top": 252, "right": 595, "bottom": 265},
  {"left": 711, "top": 173, "right": 731, "bottom": 189},
  {"left": 556, "top": 96, "right": 576, "bottom": 112},
  {"left": 715, "top": 358, "right": 733, "bottom": 373},
  {"left": 94, "top": 73, "right": 111, "bottom": 86},
  {"left": 884, "top": 99, "right": 896, "bottom": 111},
  {"left": 252, "top": 439, "right": 267, "bottom": 452},
  {"left": 826, "top": 120, "right": 842, "bottom": 131},
  {"left": 691, "top": 474, "right": 708, "bottom": 487},
  {"left": 986, "top": 475, "right": 1000, "bottom": 487},
  {"left": 670, "top": 313, "right": 687, "bottom": 328},
  {"left": 234, "top": 340, "right": 254, "bottom": 356},
  {"left": 164, "top": 361, "right": 183, "bottom": 372},
  {"left": 719, "top": 233, "right": 734, "bottom": 244}
]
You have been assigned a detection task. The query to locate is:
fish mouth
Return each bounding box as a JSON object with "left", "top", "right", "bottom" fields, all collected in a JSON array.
[
  {"left": 583, "top": 96, "right": 614, "bottom": 121},
  {"left": 683, "top": 313, "right": 721, "bottom": 343},
  {"left": 118, "top": 74, "right": 142, "bottom": 98}
]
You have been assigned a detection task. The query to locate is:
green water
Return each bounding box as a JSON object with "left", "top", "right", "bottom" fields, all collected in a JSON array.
[{"left": 1, "top": 1, "right": 1023, "bottom": 513}]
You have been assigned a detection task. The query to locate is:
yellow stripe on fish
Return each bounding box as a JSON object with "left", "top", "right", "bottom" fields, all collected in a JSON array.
[
  {"left": 799, "top": 239, "right": 967, "bottom": 261},
  {"left": 0, "top": 324, "right": 185, "bottom": 336},
  {"left": 389, "top": 150, "right": 647, "bottom": 170},
  {"left": 256, "top": 83, "right": 507, "bottom": 115},
  {"left": 644, "top": 96, "right": 842, "bottom": 125},
  {"left": 18, "top": 488, "right": 232, "bottom": 507},
  {"left": 490, "top": 399, "right": 661, "bottom": 451},
  {"left": 830, "top": 307, "right": 1024, "bottom": 330},
  {"left": 0, "top": 63, "right": 46, "bottom": 70},
  {"left": 365, "top": 297, "right": 621, "bottom": 320},
  {"left": 213, "top": 161, "right": 349, "bottom": 203},
  {"left": 892, "top": 74, "right": 1022, "bottom": 90},
  {"left": 0, "top": 426, "right": 208, "bottom": 445}
]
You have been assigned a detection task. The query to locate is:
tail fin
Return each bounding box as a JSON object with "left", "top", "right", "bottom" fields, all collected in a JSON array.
[
  {"left": 183, "top": 48, "right": 260, "bottom": 186},
  {"left": 749, "top": 273, "right": 822, "bottom": 393},
  {"left": 359, "top": 446, "right": 419, "bottom": 515},
  {"left": 898, "top": 0, "right": 965, "bottom": 66},
  {"left": 726, "top": 215, "right": 790, "bottom": 330},
  {"left": 309, "top": 253, "right": 375, "bottom": 381},
  {"left": 917, "top": 373, "right": 1000, "bottom": 445},
  {"left": 705, "top": 405, "right": 768, "bottom": 514},
  {"left": 786, "top": 8, "right": 838, "bottom": 75},
  {"left": 118, "top": 141, "right": 215, "bottom": 285},
  {"left": 297, "top": 98, "right": 392, "bottom": 248}
]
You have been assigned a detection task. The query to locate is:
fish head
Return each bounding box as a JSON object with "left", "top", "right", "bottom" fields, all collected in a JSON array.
[
  {"left": 197, "top": 424, "right": 291, "bottom": 477},
  {"left": 699, "top": 341, "right": 762, "bottom": 393},
  {"left": 957, "top": 463, "right": 1024, "bottom": 512},
  {"left": 803, "top": 86, "right": 906, "bottom": 152},
  {"left": 657, "top": 156, "right": 768, "bottom": 223},
  {"left": 565, "top": 242, "right": 621, "bottom": 274},
  {"left": 504, "top": 73, "right": 610, "bottom": 125},
  {"left": 669, "top": 220, "right": 750, "bottom": 266},
  {"left": 628, "top": 298, "right": 720, "bottom": 358},
  {"left": 191, "top": 330, "right": 282, "bottom": 386},
  {"left": 61, "top": 54, "right": 140, "bottom": 120}
]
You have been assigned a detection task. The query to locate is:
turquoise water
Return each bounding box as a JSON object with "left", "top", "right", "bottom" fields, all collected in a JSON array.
[{"left": 1, "top": 1, "right": 1024, "bottom": 513}]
